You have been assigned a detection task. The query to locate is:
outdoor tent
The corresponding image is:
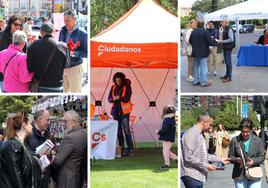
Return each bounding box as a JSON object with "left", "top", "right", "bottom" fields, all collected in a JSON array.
[
  {"left": 204, "top": 0, "right": 268, "bottom": 48},
  {"left": 204, "top": 0, "right": 268, "bottom": 22},
  {"left": 90, "top": 0, "right": 178, "bottom": 142}
]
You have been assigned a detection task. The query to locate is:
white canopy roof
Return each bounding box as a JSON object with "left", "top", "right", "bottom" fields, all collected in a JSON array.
[
  {"left": 91, "top": 0, "right": 178, "bottom": 43},
  {"left": 204, "top": 0, "right": 268, "bottom": 21}
]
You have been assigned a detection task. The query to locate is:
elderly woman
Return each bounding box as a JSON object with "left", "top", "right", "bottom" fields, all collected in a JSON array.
[
  {"left": 0, "top": 112, "right": 42, "bottom": 187},
  {"left": 229, "top": 118, "right": 265, "bottom": 188},
  {"left": 0, "top": 30, "right": 33, "bottom": 92}
]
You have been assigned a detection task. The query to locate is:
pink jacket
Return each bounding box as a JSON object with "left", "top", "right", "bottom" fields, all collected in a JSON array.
[{"left": 0, "top": 44, "right": 33, "bottom": 92}]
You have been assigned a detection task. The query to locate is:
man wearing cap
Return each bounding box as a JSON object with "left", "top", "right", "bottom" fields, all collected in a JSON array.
[
  {"left": 59, "top": 10, "right": 87, "bottom": 93},
  {"left": 27, "top": 22, "right": 70, "bottom": 92}
]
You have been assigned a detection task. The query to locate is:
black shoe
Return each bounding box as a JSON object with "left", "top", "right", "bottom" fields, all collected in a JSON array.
[
  {"left": 128, "top": 151, "right": 134, "bottom": 157},
  {"left": 160, "top": 165, "right": 170, "bottom": 170},
  {"left": 220, "top": 75, "right": 227, "bottom": 79}
]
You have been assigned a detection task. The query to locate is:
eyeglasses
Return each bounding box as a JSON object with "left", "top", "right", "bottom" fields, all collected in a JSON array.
[{"left": 13, "top": 22, "right": 22, "bottom": 27}]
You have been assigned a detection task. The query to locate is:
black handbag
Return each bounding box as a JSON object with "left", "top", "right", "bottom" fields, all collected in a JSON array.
[{"left": 29, "top": 46, "right": 57, "bottom": 92}]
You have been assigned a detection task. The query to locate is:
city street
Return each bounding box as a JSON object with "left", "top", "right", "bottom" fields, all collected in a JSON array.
[
  {"left": 181, "top": 165, "right": 267, "bottom": 188},
  {"left": 181, "top": 30, "right": 268, "bottom": 92}
]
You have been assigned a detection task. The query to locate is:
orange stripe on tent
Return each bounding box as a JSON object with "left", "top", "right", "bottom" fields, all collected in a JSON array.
[{"left": 91, "top": 41, "right": 178, "bottom": 69}]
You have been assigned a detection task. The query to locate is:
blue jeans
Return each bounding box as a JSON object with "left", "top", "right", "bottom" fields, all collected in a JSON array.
[
  {"left": 117, "top": 114, "right": 134, "bottom": 152},
  {"left": 223, "top": 50, "right": 232, "bottom": 79},
  {"left": 181, "top": 176, "right": 203, "bottom": 188},
  {"left": 193, "top": 57, "right": 208, "bottom": 86},
  {"left": 234, "top": 178, "right": 262, "bottom": 188}
]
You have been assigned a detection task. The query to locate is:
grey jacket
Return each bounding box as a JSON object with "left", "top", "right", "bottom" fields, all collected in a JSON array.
[
  {"left": 229, "top": 134, "right": 265, "bottom": 181},
  {"left": 53, "top": 127, "right": 87, "bottom": 188}
]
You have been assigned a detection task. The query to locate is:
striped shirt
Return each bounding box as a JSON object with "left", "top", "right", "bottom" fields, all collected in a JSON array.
[{"left": 181, "top": 125, "right": 220, "bottom": 182}]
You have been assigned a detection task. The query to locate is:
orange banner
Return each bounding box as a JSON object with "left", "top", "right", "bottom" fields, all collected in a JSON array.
[{"left": 91, "top": 41, "right": 178, "bottom": 69}]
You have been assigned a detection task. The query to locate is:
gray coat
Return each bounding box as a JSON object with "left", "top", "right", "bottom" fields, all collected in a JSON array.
[
  {"left": 53, "top": 127, "right": 87, "bottom": 188},
  {"left": 229, "top": 134, "right": 265, "bottom": 181}
]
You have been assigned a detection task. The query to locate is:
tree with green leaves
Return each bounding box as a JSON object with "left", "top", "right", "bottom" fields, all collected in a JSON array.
[
  {"left": 181, "top": 97, "right": 260, "bottom": 131},
  {"left": 90, "top": 0, "right": 178, "bottom": 37},
  {"left": 0, "top": 96, "right": 36, "bottom": 126}
]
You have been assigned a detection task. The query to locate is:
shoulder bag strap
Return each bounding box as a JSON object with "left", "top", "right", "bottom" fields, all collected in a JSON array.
[
  {"left": 3, "top": 53, "right": 17, "bottom": 76},
  {"left": 238, "top": 144, "right": 247, "bottom": 168},
  {"left": 38, "top": 45, "right": 57, "bottom": 83}
]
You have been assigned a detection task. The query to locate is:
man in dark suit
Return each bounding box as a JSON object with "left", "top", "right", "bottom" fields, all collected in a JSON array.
[
  {"left": 189, "top": 20, "right": 214, "bottom": 87},
  {"left": 26, "top": 110, "right": 52, "bottom": 188},
  {"left": 53, "top": 110, "right": 87, "bottom": 188}
]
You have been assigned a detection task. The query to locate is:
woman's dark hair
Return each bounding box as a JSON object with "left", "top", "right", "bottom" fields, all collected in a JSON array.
[
  {"left": 6, "top": 15, "right": 22, "bottom": 32},
  {"left": 113, "top": 72, "right": 126, "bottom": 84},
  {"left": 162, "top": 105, "right": 176, "bottom": 119},
  {"left": 240, "top": 118, "right": 253, "bottom": 131},
  {"left": 6, "top": 112, "right": 29, "bottom": 140},
  {"left": 264, "top": 29, "right": 267, "bottom": 34}
]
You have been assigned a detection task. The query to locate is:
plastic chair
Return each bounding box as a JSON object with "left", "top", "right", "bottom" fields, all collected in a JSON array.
[{"left": 129, "top": 115, "right": 137, "bottom": 148}]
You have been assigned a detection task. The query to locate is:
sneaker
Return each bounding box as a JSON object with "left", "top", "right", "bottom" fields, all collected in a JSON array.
[
  {"left": 193, "top": 82, "right": 200, "bottom": 86},
  {"left": 160, "top": 165, "right": 170, "bottom": 170},
  {"left": 186, "top": 75, "right": 194, "bottom": 82},
  {"left": 214, "top": 71, "right": 217, "bottom": 76},
  {"left": 121, "top": 149, "right": 128, "bottom": 156},
  {"left": 200, "top": 81, "right": 212, "bottom": 87},
  {"left": 207, "top": 71, "right": 212, "bottom": 75}
]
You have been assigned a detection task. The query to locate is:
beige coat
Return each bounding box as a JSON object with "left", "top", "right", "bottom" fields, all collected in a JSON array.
[
  {"left": 215, "top": 130, "right": 230, "bottom": 158},
  {"left": 265, "top": 148, "right": 268, "bottom": 183}
]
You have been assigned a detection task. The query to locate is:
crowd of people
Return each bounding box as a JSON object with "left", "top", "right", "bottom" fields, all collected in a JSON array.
[
  {"left": 181, "top": 114, "right": 268, "bottom": 188},
  {"left": 0, "top": 109, "right": 87, "bottom": 188},
  {"left": 0, "top": 10, "right": 87, "bottom": 93},
  {"left": 184, "top": 18, "right": 235, "bottom": 87}
]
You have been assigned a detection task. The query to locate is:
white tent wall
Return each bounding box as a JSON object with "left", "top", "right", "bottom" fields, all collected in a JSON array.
[
  {"left": 204, "top": 0, "right": 268, "bottom": 22},
  {"left": 91, "top": 68, "right": 177, "bottom": 142}
]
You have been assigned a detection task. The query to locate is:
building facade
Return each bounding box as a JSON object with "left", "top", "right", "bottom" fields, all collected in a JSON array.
[{"left": 8, "top": 0, "right": 87, "bottom": 17}]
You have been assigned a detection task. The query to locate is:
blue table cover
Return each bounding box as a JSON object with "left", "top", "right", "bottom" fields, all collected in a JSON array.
[{"left": 237, "top": 45, "right": 268, "bottom": 66}]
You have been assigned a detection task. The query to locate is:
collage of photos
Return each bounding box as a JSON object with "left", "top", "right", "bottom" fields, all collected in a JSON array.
[
  {"left": 0, "top": 1, "right": 89, "bottom": 188},
  {"left": 0, "top": 0, "right": 268, "bottom": 188}
]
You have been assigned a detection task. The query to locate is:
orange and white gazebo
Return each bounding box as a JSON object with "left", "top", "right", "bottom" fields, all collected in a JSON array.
[
  {"left": 90, "top": 0, "right": 178, "bottom": 69},
  {"left": 90, "top": 0, "right": 178, "bottom": 143}
]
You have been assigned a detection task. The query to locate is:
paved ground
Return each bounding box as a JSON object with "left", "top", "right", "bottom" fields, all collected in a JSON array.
[
  {"left": 181, "top": 165, "right": 267, "bottom": 188},
  {"left": 181, "top": 30, "right": 268, "bottom": 93}
]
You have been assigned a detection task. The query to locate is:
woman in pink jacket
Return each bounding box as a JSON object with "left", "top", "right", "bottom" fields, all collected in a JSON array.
[{"left": 0, "top": 30, "right": 33, "bottom": 92}]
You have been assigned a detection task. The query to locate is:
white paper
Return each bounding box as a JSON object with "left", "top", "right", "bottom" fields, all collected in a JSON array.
[{"left": 35, "top": 139, "right": 55, "bottom": 156}]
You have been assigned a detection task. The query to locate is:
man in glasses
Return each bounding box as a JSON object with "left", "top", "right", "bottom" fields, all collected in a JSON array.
[{"left": 53, "top": 110, "right": 87, "bottom": 188}]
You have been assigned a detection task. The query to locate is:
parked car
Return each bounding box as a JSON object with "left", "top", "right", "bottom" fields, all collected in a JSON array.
[
  {"left": 231, "top": 24, "right": 242, "bottom": 32},
  {"left": 32, "top": 19, "right": 42, "bottom": 29},
  {"left": 239, "top": 24, "right": 255, "bottom": 33}
]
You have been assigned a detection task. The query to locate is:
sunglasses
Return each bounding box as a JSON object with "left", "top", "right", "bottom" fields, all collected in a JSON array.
[{"left": 13, "top": 22, "right": 22, "bottom": 27}]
